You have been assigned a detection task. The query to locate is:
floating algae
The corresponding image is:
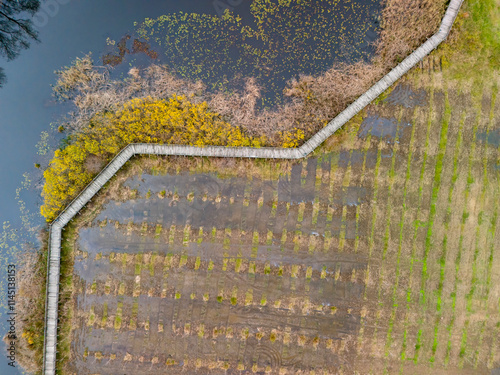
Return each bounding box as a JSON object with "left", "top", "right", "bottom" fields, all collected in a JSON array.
[{"left": 136, "top": 0, "right": 381, "bottom": 106}]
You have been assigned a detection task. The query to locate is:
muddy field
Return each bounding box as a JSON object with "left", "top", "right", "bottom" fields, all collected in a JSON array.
[{"left": 67, "top": 68, "right": 500, "bottom": 374}]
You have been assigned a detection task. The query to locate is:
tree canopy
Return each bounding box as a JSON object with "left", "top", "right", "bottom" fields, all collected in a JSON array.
[{"left": 0, "top": 0, "right": 41, "bottom": 87}]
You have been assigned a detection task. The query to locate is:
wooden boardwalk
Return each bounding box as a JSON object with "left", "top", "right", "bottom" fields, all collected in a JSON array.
[{"left": 42, "top": 1, "right": 464, "bottom": 373}]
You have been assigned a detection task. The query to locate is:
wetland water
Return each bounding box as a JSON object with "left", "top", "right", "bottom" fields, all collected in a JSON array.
[
  {"left": 68, "top": 82, "right": 500, "bottom": 374},
  {"left": 0, "top": 0, "right": 382, "bottom": 372},
  {"left": 135, "top": 0, "right": 381, "bottom": 106},
  {"left": 70, "top": 105, "right": 418, "bottom": 373},
  {"left": 72, "top": 154, "right": 372, "bottom": 374}
]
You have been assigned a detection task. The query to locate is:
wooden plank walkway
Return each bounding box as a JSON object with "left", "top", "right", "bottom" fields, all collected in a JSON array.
[{"left": 42, "top": 1, "right": 464, "bottom": 373}]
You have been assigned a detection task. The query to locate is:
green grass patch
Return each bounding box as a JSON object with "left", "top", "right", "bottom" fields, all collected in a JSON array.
[
  {"left": 441, "top": 0, "right": 500, "bottom": 83},
  {"left": 445, "top": 95, "right": 482, "bottom": 365},
  {"left": 421, "top": 90, "right": 451, "bottom": 305},
  {"left": 114, "top": 302, "right": 123, "bottom": 330},
  {"left": 367, "top": 133, "right": 383, "bottom": 260},
  {"left": 385, "top": 110, "right": 417, "bottom": 364},
  {"left": 401, "top": 87, "right": 435, "bottom": 363},
  {"left": 101, "top": 303, "right": 108, "bottom": 328},
  {"left": 429, "top": 108, "right": 465, "bottom": 364}
]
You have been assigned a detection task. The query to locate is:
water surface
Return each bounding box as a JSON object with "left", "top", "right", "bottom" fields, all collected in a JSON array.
[{"left": 0, "top": 0, "right": 381, "bottom": 372}]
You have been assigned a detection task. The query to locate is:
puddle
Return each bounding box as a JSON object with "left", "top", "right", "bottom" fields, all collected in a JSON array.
[
  {"left": 358, "top": 115, "right": 411, "bottom": 142},
  {"left": 339, "top": 150, "right": 364, "bottom": 168},
  {"left": 277, "top": 162, "right": 316, "bottom": 203},
  {"left": 188, "top": 242, "right": 368, "bottom": 270},
  {"left": 477, "top": 129, "right": 500, "bottom": 148},
  {"left": 488, "top": 160, "right": 500, "bottom": 173},
  {"left": 73, "top": 255, "right": 112, "bottom": 284},
  {"left": 125, "top": 172, "right": 228, "bottom": 197},
  {"left": 339, "top": 186, "right": 368, "bottom": 206},
  {"left": 384, "top": 84, "right": 427, "bottom": 108}
]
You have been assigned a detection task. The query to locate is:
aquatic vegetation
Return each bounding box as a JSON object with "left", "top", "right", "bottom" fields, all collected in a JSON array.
[
  {"left": 131, "top": 0, "right": 447, "bottom": 140},
  {"left": 136, "top": 0, "right": 380, "bottom": 106},
  {"left": 102, "top": 35, "right": 158, "bottom": 67},
  {"left": 40, "top": 96, "right": 264, "bottom": 221},
  {"left": 54, "top": 0, "right": 447, "bottom": 146},
  {"left": 52, "top": 55, "right": 206, "bottom": 133}
]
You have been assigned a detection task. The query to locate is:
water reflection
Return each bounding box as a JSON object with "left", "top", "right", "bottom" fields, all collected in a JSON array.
[
  {"left": 0, "top": 1, "right": 242, "bottom": 373},
  {"left": 0, "top": 0, "right": 41, "bottom": 88},
  {"left": 358, "top": 115, "right": 411, "bottom": 142}
]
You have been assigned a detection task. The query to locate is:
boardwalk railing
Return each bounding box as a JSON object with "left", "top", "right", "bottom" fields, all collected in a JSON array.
[{"left": 42, "top": 1, "right": 463, "bottom": 373}]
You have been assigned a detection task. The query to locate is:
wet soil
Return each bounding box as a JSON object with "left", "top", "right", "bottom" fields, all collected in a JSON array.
[
  {"left": 70, "top": 151, "right": 372, "bottom": 374},
  {"left": 67, "top": 80, "right": 500, "bottom": 374}
]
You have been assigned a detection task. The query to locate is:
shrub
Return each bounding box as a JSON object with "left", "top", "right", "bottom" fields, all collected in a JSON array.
[{"left": 41, "top": 96, "right": 265, "bottom": 221}]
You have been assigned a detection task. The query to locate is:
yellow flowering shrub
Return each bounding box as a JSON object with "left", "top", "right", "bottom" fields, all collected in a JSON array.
[
  {"left": 22, "top": 330, "right": 38, "bottom": 346},
  {"left": 280, "top": 128, "right": 305, "bottom": 148},
  {"left": 41, "top": 96, "right": 265, "bottom": 221}
]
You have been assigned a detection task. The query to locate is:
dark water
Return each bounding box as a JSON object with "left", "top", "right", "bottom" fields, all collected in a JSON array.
[
  {"left": 70, "top": 161, "right": 369, "bottom": 374},
  {"left": 0, "top": 0, "right": 380, "bottom": 373},
  {"left": 0, "top": 2, "right": 233, "bottom": 373},
  {"left": 137, "top": 0, "right": 381, "bottom": 106}
]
